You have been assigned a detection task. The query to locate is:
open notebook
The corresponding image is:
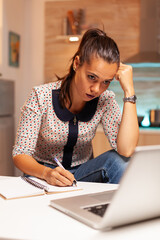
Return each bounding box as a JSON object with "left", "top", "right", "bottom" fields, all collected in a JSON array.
[{"left": 0, "top": 176, "right": 82, "bottom": 200}]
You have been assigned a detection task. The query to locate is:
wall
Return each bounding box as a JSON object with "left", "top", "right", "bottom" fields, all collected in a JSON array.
[
  {"left": 140, "top": 0, "right": 159, "bottom": 52},
  {"left": 44, "top": 0, "right": 140, "bottom": 81},
  {"left": 0, "top": 0, "right": 45, "bottom": 131},
  {"left": 1, "top": 0, "right": 25, "bottom": 128}
]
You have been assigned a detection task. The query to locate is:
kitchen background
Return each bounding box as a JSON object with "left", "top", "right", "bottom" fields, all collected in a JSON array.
[{"left": 0, "top": 0, "right": 160, "bottom": 175}]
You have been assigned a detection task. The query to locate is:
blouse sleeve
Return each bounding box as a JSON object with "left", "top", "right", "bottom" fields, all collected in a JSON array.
[
  {"left": 101, "top": 90, "right": 121, "bottom": 150},
  {"left": 12, "top": 87, "right": 45, "bottom": 157}
]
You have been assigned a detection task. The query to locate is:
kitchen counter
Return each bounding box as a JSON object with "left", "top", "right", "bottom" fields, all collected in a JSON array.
[{"left": 139, "top": 127, "right": 160, "bottom": 133}]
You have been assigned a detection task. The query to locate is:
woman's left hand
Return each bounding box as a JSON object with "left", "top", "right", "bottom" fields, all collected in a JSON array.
[
  {"left": 115, "top": 63, "right": 139, "bottom": 157},
  {"left": 115, "top": 62, "right": 135, "bottom": 97}
]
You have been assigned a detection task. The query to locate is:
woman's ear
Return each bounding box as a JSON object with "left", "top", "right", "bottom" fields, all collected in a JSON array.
[{"left": 73, "top": 55, "right": 80, "bottom": 71}]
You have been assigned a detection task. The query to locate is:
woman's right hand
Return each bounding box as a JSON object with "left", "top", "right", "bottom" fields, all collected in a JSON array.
[
  {"left": 43, "top": 166, "right": 75, "bottom": 187},
  {"left": 13, "top": 154, "right": 75, "bottom": 187}
]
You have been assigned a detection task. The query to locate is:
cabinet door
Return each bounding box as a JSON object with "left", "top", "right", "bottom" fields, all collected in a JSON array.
[
  {"left": 92, "top": 129, "right": 160, "bottom": 157},
  {"left": 138, "top": 132, "right": 160, "bottom": 146},
  {"left": 92, "top": 131, "right": 112, "bottom": 157},
  {"left": 0, "top": 117, "right": 14, "bottom": 175}
]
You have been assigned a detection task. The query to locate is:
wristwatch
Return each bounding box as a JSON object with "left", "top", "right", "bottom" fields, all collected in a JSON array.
[{"left": 123, "top": 95, "right": 137, "bottom": 104}]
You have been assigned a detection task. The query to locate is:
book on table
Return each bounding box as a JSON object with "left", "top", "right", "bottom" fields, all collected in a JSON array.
[{"left": 0, "top": 176, "right": 81, "bottom": 200}]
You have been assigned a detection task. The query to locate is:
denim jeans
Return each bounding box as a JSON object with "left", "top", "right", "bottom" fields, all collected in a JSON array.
[{"left": 43, "top": 150, "right": 128, "bottom": 184}]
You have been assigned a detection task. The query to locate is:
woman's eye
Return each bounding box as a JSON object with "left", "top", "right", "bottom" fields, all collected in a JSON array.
[
  {"left": 104, "top": 80, "right": 110, "bottom": 86},
  {"left": 88, "top": 75, "right": 95, "bottom": 80}
]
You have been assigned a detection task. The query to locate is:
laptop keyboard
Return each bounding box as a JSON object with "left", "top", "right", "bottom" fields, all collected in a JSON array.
[{"left": 84, "top": 203, "right": 109, "bottom": 217}]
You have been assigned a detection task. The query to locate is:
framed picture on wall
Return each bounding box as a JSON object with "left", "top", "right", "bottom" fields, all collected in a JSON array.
[{"left": 9, "top": 31, "right": 20, "bottom": 67}]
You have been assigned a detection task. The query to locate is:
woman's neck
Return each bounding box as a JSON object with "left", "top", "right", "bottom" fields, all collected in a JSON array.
[
  {"left": 65, "top": 79, "right": 86, "bottom": 114},
  {"left": 66, "top": 100, "right": 86, "bottom": 114}
]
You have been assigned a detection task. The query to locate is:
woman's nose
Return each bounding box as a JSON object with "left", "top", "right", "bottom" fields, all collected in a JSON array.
[{"left": 91, "top": 83, "right": 100, "bottom": 93}]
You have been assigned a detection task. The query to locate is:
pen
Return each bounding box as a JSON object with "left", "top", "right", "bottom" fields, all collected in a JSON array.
[{"left": 54, "top": 157, "right": 77, "bottom": 187}]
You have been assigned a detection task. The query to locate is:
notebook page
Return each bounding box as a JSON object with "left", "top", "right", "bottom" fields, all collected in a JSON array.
[
  {"left": 0, "top": 177, "right": 45, "bottom": 199},
  {"left": 29, "top": 177, "right": 82, "bottom": 193}
]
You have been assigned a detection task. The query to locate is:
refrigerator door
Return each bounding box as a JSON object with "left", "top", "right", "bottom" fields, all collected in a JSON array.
[{"left": 0, "top": 79, "right": 14, "bottom": 116}]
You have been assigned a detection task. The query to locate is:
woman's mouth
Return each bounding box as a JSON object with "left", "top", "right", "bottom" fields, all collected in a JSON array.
[{"left": 86, "top": 93, "right": 95, "bottom": 99}]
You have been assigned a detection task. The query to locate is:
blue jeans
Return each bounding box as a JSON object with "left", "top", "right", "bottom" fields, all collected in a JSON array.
[{"left": 43, "top": 150, "right": 128, "bottom": 184}]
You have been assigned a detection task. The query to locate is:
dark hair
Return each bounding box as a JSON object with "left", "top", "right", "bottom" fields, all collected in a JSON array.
[{"left": 58, "top": 28, "right": 120, "bottom": 108}]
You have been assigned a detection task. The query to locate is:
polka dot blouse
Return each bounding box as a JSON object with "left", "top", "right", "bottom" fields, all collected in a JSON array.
[{"left": 12, "top": 80, "right": 121, "bottom": 168}]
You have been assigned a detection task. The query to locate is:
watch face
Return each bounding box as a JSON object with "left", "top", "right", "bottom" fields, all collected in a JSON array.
[{"left": 133, "top": 95, "right": 137, "bottom": 101}]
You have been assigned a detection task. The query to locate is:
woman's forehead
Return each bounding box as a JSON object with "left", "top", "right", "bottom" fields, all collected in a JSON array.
[{"left": 83, "top": 57, "right": 118, "bottom": 78}]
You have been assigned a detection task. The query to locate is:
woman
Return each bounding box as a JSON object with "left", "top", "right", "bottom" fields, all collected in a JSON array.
[{"left": 12, "top": 28, "right": 139, "bottom": 186}]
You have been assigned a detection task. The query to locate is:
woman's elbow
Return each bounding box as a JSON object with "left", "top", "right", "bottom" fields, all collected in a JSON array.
[{"left": 117, "top": 146, "right": 136, "bottom": 158}]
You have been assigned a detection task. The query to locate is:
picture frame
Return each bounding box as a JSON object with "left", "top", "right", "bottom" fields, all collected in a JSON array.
[{"left": 9, "top": 31, "right": 20, "bottom": 67}]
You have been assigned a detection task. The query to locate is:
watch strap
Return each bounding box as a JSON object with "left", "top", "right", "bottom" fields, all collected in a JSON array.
[{"left": 123, "top": 95, "right": 137, "bottom": 103}]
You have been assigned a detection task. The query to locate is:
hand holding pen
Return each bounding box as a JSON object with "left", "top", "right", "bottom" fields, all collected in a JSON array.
[
  {"left": 42, "top": 158, "right": 77, "bottom": 187},
  {"left": 54, "top": 157, "right": 77, "bottom": 186}
]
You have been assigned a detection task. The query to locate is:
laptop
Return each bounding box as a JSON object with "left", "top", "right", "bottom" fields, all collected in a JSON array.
[{"left": 50, "top": 145, "right": 160, "bottom": 230}]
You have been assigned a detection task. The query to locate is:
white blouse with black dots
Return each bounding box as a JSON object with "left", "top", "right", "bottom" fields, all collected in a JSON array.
[{"left": 12, "top": 80, "right": 121, "bottom": 168}]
